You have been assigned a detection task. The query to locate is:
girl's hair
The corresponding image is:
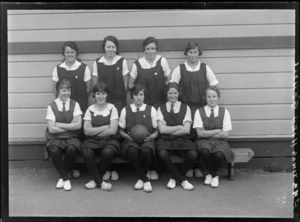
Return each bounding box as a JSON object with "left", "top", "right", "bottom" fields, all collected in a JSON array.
[
  {"left": 184, "top": 41, "right": 203, "bottom": 56},
  {"left": 56, "top": 79, "right": 71, "bottom": 94},
  {"left": 102, "top": 35, "right": 119, "bottom": 55},
  {"left": 62, "top": 41, "right": 79, "bottom": 56},
  {"left": 92, "top": 82, "right": 110, "bottom": 98},
  {"left": 143, "top": 36, "right": 158, "bottom": 51},
  {"left": 130, "top": 84, "right": 146, "bottom": 100},
  {"left": 206, "top": 86, "right": 221, "bottom": 98},
  {"left": 165, "top": 82, "right": 182, "bottom": 97}
]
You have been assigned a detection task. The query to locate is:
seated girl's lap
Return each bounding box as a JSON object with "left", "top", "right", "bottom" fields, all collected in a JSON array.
[
  {"left": 80, "top": 138, "right": 120, "bottom": 154},
  {"left": 47, "top": 138, "right": 81, "bottom": 150}
]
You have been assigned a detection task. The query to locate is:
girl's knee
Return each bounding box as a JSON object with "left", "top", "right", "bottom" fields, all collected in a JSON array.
[{"left": 48, "top": 145, "right": 60, "bottom": 155}]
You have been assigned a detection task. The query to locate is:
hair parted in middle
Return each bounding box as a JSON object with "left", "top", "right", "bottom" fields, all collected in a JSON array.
[
  {"left": 143, "top": 36, "right": 158, "bottom": 51},
  {"left": 184, "top": 41, "right": 203, "bottom": 56},
  {"left": 92, "top": 81, "right": 111, "bottom": 98},
  {"left": 102, "top": 35, "right": 119, "bottom": 55}
]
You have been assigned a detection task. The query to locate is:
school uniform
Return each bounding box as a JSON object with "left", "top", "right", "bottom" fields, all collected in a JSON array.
[
  {"left": 52, "top": 60, "right": 91, "bottom": 112},
  {"left": 119, "top": 103, "right": 157, "bottom": 157},
  {"left": 92, "top": 55, "right": 129, "bottom": 114},
  {"left": 157, "top": 101, "right": 196, "bottom": 154},
  {"left": 130, "top": 55, "right": 171, "bottom": 108},
  {"left": 170, "top": 61, "right": 219, "bottom": 114},
  {"left": 193, "top": 105, "right": 234, "bottom": 162},
  {"left": 45, "top": 98, "right": 83, "bottom": 156},
  {"left": 80, "top": 103, "right": 120, "bottom": 155}
]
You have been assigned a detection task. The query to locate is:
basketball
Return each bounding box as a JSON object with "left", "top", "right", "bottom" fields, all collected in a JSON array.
[{"left": 129, "top": 124, "right": 149, "bottom": 144}]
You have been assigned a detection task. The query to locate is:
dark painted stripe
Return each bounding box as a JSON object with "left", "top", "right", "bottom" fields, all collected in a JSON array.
[{"left": 8, "top": 36, "right": 295, "bottom": 54}]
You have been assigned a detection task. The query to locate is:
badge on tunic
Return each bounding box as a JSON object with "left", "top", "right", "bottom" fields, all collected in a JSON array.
[
  {"left": 117, "top": 67, "right": 120, "bottom": 70},
  {"left": 143, "top": 115, "right": 146, "bottom": 118},
  {"left": 75, "top": 76, "right": 78, "bottom": 79},
  {"left": 154, "top": 72, "right": 157, "bottom": 75}
]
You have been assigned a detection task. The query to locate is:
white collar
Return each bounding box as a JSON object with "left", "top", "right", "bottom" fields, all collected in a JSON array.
[{"left": 59, "top": 59, "right": 81, "bottom": 69}]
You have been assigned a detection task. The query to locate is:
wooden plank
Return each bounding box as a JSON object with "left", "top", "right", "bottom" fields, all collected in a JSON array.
[
  {"left": 8, "top": 104, "right": 293, "bottom": 124},
  {"left": 8, "top": 10, "right": 295, "bottom": 30},
  {"left": 8, "top": 24, "right": 295, "bottom": 43},
  {"left": 8, "top": 56, "right": 295, "bottom": 78},
  {"left": 8, "top": 88, "right": 294, "bottom": 109},
  {"left": 8, "top": 119, "right": 293, "bottom": 139},
  {"left": 8, "top": 77, "right": 53, "bottom": 93},
  {"left": 7, "top": 48, "right": 296, "bottom": 62},
  {"left": 8, "top": 36, "right": 295, "bottom": 54}
]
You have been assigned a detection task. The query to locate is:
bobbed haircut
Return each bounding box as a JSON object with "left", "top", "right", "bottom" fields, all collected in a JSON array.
[
  {"left": 92, "top": 82, "right": 110, "bottom": 98},
  {"left": 165, "top": 82, "right": 183, "bottom": 98},
  {"left": 56, "top": 79, "right": 71, "bottom": 94},
  {"left": 143, "top": 36, "right": 158, "bottom": 51},
  {"left": 102, "top": 35, "right": 119, "bottom": 55},
  {"left": 130, "top": 84, "right": 146, "bottom": 100},
  {"left": 184, "top": 42, "right": 203, "bottom": 56},
  {"left": 62, "top": 41, "right": 79, "bottom": 56},
  {"left": 206, "top": 86, "right": 221, "bottom": 98}
]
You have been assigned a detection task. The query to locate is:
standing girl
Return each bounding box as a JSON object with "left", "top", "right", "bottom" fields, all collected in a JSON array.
[
  {"left": 52, "top": 41, "right": 92, "bottom": 113},
  {"left": 156, "top": 82, "right": 197, "bottom": 190},
  {"left": 46, "top": 79, "right": 83, "bottom": 191},
  {"left": 80, "top": 82, "right": 120, "bottom": 191},
  {"left": 128, "top": 36, "right": 171, "bottom": 109},
  {"left": 92, "top": 35, "right": 129, "bottom": 115},
  {"left": 119, "top": 84, "right": 158, "bottom": 193},
  {"left": 193, "top": 86, "right": 234, "bottom": 188}
]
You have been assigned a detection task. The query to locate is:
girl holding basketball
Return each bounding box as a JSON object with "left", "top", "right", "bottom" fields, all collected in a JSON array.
[
  {"left": 119, "top": 84, "right": 159, "bottom": 193},
  {"left": 156, "top": 82, "right": 198, "bottom": 191},
  {"left": 80, "top": 82, "right": 120, "bottom": 191},
  {"left": 193, "top": 86, "right": 234, "bottom": 188}
]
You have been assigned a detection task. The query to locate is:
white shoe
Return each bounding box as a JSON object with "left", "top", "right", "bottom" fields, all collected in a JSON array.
[
  {"left": 204, "top": 174, "right": 213, "bottom": 185},
  {"left": 181, "top": 180, "right": 194, "bottom": 191},
  {"left": 167, "top": 178, "right": 176, "bottom": 189},
  {"left": 146, "top": 171, "right": 151, "bottom": 180},
  {"left": 150, "top": 170, "right": 159, "bottom": 180},
  {"left": 111, "top": 171, "right": 119, "bottom": 181},
  {"left": 63, "top": 180, "right": 72, "bottom": 191},
  {"left": 134, "top": 179, "right": 144, "bottom": 190},
  {"left": 72, "top": 170, "right": 80, "bottom": 178},
  {"left": 101, "top": 181, "right": 112, "bottom": 191},
  {"left": 211, "top": 176, "right": 219, "bottom": 188},
  {"left": 186, "top": 169, "right": 193, "bottom": 178},
  {"left": 194, "top": 168, "right": 203, "bottom": 178},
  {"left": 102, "top": 171, "right": 111, "bottom": 180},
  {"left": 56, "top": 178, "right": 64, "bottom": 189},
  {"left": 143, "top": 181, "right": 152, "bottom": 192},
  {"left": 85, "top": 180, "right": 97, "bottom": 189}
]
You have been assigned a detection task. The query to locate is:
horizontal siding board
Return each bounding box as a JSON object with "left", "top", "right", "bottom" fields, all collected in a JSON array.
[
  {"left": 8, "top": 89, "right": 293, "bottom": 108},
  {"left": 7, "top": 48, "right": 296, "bottom": 62},
  {"left": 8, "top": 72, "right": 294, "bottom": 93},
  {"left": 8, "top": 119, "right": 293, "bottom": 139},
  {"left": 8, "top": 56, "right": 295, "bottom": 78},
  {"left": 8, "top": 24, "right": 295, "bottom": 43},
  {"left": 8, "top": 105, "right": 293, "bottom": 124},
  {"left": 8, "top": 37, "right": 295, "bottom": 54},
  {"left": 8, "top": 10, "right": 295, "bottom": 30}
]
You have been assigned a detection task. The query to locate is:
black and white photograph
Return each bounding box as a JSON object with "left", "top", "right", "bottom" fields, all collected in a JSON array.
[{"left": 1, "top": 2, "right": 298, "bottom": 221}]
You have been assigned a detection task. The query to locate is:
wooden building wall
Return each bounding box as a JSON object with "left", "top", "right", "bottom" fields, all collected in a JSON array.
[{"left": 7, "top": 9, "right": 295, "bottom": 168}]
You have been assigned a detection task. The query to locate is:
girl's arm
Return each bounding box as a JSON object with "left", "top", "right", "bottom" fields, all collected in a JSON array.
[
  {"left": 170, "top": 121, "right": 191, "bottom": 136},
  {"left": 123, "top": 74, "right": 129, "bottom": 92},
  {"left": 92, "top": 76, "right": 98, "bottom": 88},
  {"left": 52, "top": 81, "right": 57, "bottom": 97},
  {"left": 97, "top": 119, "right": 119, "bottom": 137},
  {"left": 86, "top": 80, "right": 92, "bottom": 95},
  {"left": 145, "top": 128, "right": 159, "bottom": 142},
  {"left": 196, "top": 127, "right": 222, "bottom": 138},
  {"left": 119, "top": 128, "right": 133, "bottom": 141},
  {"left": 55, "top": 115, "right": 82, "bottom": 131},
  {"left": 83, "top": 120, "right": 109, "bottom": 136},
  {"left": 158, "top": 120, "right": 183, "bottom": 134},
  {"left": 211, "top": 130, "right": 229, "bottom": 139},
  {"left": 47, "top": 120, "right": 68, "bottom": 133}
]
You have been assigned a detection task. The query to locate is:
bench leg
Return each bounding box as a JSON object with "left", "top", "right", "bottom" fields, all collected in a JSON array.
[{"left": 228, "top": 162, "right": 235, "bottom": 180}]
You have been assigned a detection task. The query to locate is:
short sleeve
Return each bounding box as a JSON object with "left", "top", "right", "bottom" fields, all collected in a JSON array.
[
  {"left": 83, "top": 108, "right": 92, "bottom": 121},
  {"left": 52, "top": 66, "right": 59, "bottom": 82},
  {"left": 46, "top": 105, "right": 55, "bottom": 121},
  {"left": 130, "top": 63, "right": 138, "bottom": 79},
  {"left": 206, "top": 65, "right": 219, "bottom": 86},
  {"left": 151, "top": 107, "right": 158, "bottom": 128},
  {"left": 110, "top": 106, "right": 119, "bottom": 121},
  {"left": 170, "top": 66, "right": 181, "bottom": 84},
  {"left": 73, "top": 102, "right": 83, "bottom": 117},
  {"left": 161, "top": 57, "right": 171, "bottom": 77},
  {"left": 193, "top": 109, "right": 203, "bottom": 129},
  {"left": 222, "top": 109, "right": 232, "bottom": 131},
  {"left": 118, "top": 108, "right": 126, "bottom": 129},
  {"left": 92, "top": 61, "right": 98, "bottom": 77},
  {"left": 182, "top": 105, "right": 192, "bottom": 124},
  {"left": 84, "top": 66, "right": 92, "bottom": 82},
  {"left": 122, "top": 59, "right": 130, "bottom": 76},
  {"left": 157, "top": 107, "right": 165, "bottom": 122}
]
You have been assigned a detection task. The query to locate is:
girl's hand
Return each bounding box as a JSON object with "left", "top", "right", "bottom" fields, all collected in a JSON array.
[
  {"left": 126, "top": 134, "right": 133, "bottom": 141},
  {"left": 144, "top": 133, "right": 153, "bottom": 142}
]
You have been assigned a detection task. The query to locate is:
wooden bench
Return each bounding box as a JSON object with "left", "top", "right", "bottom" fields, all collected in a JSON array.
[{"left": 74, "top": 148, "right": 254, "bottom": 180}]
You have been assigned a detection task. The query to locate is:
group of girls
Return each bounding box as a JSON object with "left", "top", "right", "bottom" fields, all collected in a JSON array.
[{"left": 45, "top": 36, "right": 234, "bottom": 193}]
